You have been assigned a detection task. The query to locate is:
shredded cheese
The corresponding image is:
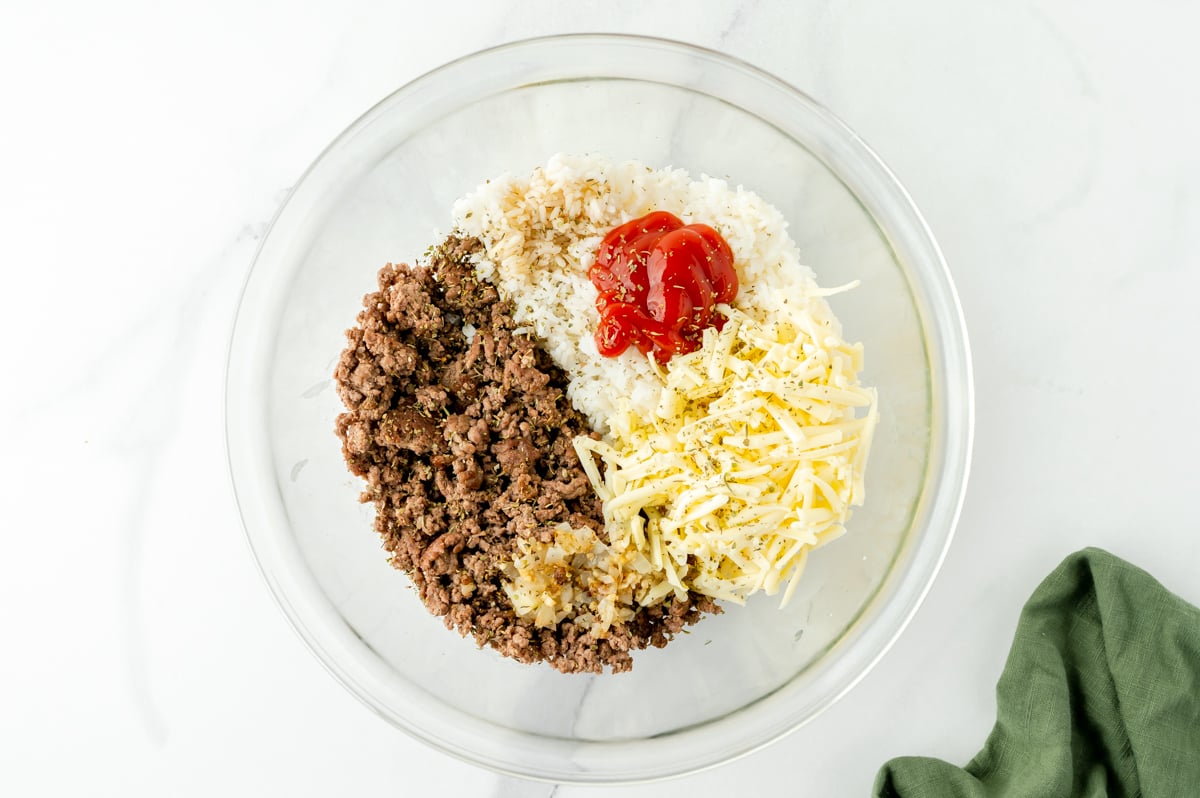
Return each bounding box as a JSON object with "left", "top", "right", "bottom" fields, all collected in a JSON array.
[{"left": 574, "top": 305, "right": 877, "bottom": 607}]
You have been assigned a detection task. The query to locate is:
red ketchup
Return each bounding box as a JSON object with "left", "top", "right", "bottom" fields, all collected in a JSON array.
[{"left": 589, "top": 211, "right": 738, "bottom": 363}]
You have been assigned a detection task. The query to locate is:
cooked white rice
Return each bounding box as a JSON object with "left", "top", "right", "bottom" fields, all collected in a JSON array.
[{"left": 453, "top": 153, "right": 832, "bottom": 433}]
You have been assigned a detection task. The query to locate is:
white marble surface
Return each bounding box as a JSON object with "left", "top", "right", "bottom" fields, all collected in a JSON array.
[{"left": 3, "top": 1, "right": 1199, "bottom": 795}]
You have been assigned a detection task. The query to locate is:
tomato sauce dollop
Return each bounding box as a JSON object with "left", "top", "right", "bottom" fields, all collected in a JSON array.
[{"left": 589, "top": 211, "right": 738, "bottom": 363}]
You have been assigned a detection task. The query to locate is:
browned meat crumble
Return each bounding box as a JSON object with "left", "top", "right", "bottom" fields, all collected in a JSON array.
[{"left": 334, "top": 236, "right": 717, "bottom": 673}]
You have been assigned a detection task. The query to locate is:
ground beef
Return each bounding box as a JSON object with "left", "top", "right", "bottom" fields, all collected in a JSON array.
[{"left": 334, "top": 236, "right": 717, "bottom": 673}]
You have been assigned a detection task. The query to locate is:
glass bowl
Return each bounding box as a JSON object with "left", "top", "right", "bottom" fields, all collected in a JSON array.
[{"left": 225, "top": 34, "right": 972, "bottom": 784}]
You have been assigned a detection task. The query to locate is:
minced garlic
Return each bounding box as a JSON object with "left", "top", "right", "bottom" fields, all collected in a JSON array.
[{"left": 501, "top": 523, "right": 659, "bottom": 637}]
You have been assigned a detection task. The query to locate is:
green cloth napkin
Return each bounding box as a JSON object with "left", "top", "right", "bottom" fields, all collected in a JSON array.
[{"left": 874, "top": 548, "right": 1200, "bottom": 798}]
